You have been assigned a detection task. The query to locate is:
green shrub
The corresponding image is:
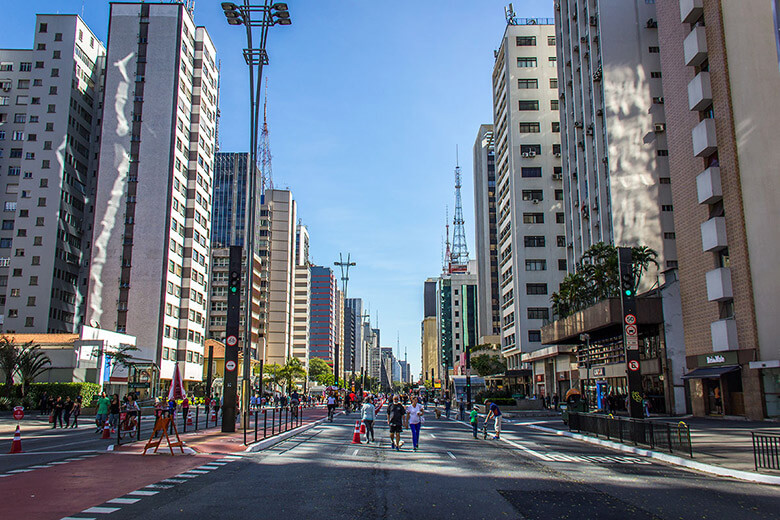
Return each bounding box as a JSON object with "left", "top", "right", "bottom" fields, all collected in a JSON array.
[
  {"left": 0, "top": 382, "right": 101, "bottom": 409},
  {"left": 483, "top": 397, "right": 516, "bottom": 406}
]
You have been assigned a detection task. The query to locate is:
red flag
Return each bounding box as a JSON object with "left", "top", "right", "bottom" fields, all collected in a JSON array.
[{"left": 168, "top": 363, "right": 186, "bottom": 401}]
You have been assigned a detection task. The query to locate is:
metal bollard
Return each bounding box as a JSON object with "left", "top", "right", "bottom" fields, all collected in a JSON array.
[
  {"left": 255, "top": 410, "right": 259, "bottom": 443},
  {"left": 272, "top": 408, "right": 276, "bottom": 436},
  {"left": 264, "top": 409, "right": 267, "bottom": 438}
]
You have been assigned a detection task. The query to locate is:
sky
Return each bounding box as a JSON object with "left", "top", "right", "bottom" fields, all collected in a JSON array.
[{"left": 4, "top": 0, "right": 554, "bottom": 379}]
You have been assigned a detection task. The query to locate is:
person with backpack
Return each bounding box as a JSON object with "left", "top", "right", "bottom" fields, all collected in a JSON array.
[
  {"left": 361, "top": 398, "right": 376, "bottom": 443},
  {"left": 484, "top": 400, "right": 502, "bottom": 440}
]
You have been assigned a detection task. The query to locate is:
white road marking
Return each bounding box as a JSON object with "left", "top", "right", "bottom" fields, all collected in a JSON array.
[
  {"left": 198, "top": 465, "right": 219, "bottom": 470},
  {"left": 429, "top": 434, "right": 436, "bottom": 439},
  {"left": 210, "top": 462, "right": 228, "bottom": 465},
  {"left": 446, "top": 451, "right": 456, "bottom": 459},
  {"left": 61, "top": 517, "right": 96, "bottom": 520},
  {"left": 29, "top": 465, "right": 53, "bottom": 469},
  {"left": 129, "top": 490, "right": 160, "bottom": 496},
  {"left": 82, "top": 506, "right": 120, "bottom": 514},
  {"left": 174, "top": 473, "right": 199, "bottom": 479},
  {"left": 144, "top": 484, "right": 173, "bottom": 490},
  {"left": 49, "top": 461, "right": 70, "bottom": 465},
  {"left": 353, "top": 449, "right": 359, "bottom": 456},
  {"left": 107, "top": 498, "right": 141, "bottom": 504},
  {"left": 160, "top": 478, "right": 187, "bottom": 484},
  {"left": 185, "top": 469, "right": 210, "bottom": 474},
  {"left": 7, "top": 468, "right": 34, "bottom": 473}
]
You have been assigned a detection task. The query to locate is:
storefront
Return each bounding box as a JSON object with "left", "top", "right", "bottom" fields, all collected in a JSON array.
[{"left": 683, "top": 352, "right": 746, "bottom": 416}]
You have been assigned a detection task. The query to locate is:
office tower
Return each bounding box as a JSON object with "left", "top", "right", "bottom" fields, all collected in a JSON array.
[
  {"left": 309, "top": 265, "right": 336, "bottom": 366},
  {"left": 555, "top": 0, "right": 677, "bottom": 284},
  {"left": 367, "top": 326, "right": 381, "bottom": 381},
  {"left": 291, "top": 223, "right": 310, "bottom": 368},
  {"left": 436, "top": 263, "right": 478, "bottom": 377},
  {"left": 261, "top": 188, "right": 297, "bottom": 365},
  {"left": 491, "top": 18, "right": 566, "bottom": 369},
  {"left": 380, "top": 346, "right": 393, "bottom": 390},
  {"left": 87, "top": 3, "right": 218, "bottom": 385},
  {"left": 344, "top": 297, "right": 364, "bottom": 374},
  {"left": 472, "top": 124, "right": 500, "bottom": 338},
  {"left": 0, "top": 15, "right": 105, "bottom": 333},
  {"left": 655, "top": 0, "right": 780, "bottom": 419},
  {"left": 421, "top": 278, "right": 439, "bottom": 383},
  {"left": 334, "top": 288, "right": 344, "bottom": 380}
]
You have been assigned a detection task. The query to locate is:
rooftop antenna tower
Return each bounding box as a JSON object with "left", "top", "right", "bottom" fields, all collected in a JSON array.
[
  {"left": 443, "top": 207, "right": 452, "bottom": 274},
  {"left": 450, "top": 146, "right": 469, "bottom": 273},
  {"left": 259, "top": 78, "right": 273, "bottom": 192}
]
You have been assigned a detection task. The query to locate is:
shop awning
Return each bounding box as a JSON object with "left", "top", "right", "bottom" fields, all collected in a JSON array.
[{"left": 681, "top": 365, "right": 740, "bottom": 379}]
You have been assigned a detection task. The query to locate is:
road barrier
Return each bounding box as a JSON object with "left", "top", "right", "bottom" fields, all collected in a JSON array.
[
  {"left": 116, "top": 405, "right": 223, "bottom": 446},
  {"left": 243, "top": 405, "right": 303, "bottom": 445},
  {"left": 567, "top": 412, "right": 692, "bottom": 457},
  {"left": 751, "top": 431, "right": 780, "bottom": 472}
]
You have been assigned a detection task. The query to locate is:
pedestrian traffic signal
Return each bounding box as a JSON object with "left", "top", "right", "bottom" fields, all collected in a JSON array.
[{"left": 229, "top": 270, "right": 241, "bottom": 294}]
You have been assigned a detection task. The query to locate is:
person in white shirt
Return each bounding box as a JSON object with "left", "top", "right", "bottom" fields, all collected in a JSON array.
[
  {"left": 405, "top": 395, "right": 425, "bottom": 451},
  {"left": 326, "top": 393, "right": 337, "bottom": 422},
  {"left": 361, "top": 398, "right": 376, "bottom": 443}
]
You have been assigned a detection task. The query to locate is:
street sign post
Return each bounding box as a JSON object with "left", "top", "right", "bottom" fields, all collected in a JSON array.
[
  {"left": 618, "top": 247, "right": 644, "bottom": 419},
  {"left": 222, "top": 246, "right": 241, "bottom": 432},
  {"left": 12, "top": 406, "right": 23, "bottom": 420}
]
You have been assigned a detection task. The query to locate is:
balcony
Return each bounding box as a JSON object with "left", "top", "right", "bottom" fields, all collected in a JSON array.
[
  {"left": 692, "top": 118, "right": 717, "bottom": 157},
  {"left": 680, "top": 0, "right": 704, "bottom": 23},
  {"left": 706, "top": 267, "right": 732, "bottom": 302},
  {"left": 700, "top": 217, "right": 727, "bottom": 252},
  {"left": 684, "top": 25, "right": 708, "bottom": 67},
  {"left": 696, "top": 166, "right": 722, "bottom": 204},
  {"left": 710, "top": 318, "right": 738, "bottom": 352},
  {"left": 688, "top": 72, "right": 712, "bottom": 111}
]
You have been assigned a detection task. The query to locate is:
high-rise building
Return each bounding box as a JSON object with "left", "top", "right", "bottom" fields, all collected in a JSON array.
[
  {"left": 87, "top": 3, "right": 218, "bottom": 385},
  {"left": 344, "top": 297, "right": 364, "bottom": 374},
  {"left": 555, "top": 1, "right": 677, "bottom": 286},
  {"left": 309, "top": 265, "right": 336, "bottom": 366},
  {"left": 334, "top": 288, "right": 344, "bottom": 381},
  {"left": 211, "top": 152, "right": 261, "bottom": 249},
  {"left": 367, "top": 326, "right": 381, "bottom": 381},
  {"left": 421, "top": 278, "right": 439, "bottom": 383},
  {"left": 655, "top": 0, "right": 780, "bottom": 419},
  {"left": 436, "top": 262, "right": 478, "bottom": 376},
  {"left": 472, "top": 124, "right": 500, "bottom": 338},
  {"left": 260, "top": 189, "right": 296, "bottom": 365},
  {"left": 291, "top": 223, "right": 310, "bottom": 368},
  {"left": 0, "top": 15, "right": 105, "bottom": 334},
  {"left": 491, "top": 19, "right": 566, "bottom": 369}
]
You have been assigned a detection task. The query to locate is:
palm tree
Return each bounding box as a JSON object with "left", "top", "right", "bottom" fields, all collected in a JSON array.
[
  {"left": 631, "top": 245, "right": 659, "bottom": 288},
  {"left": 0, "top": 336, "right": 20, "bottom": 396},
  {"left": 16, "top": 342, "right": 51, "bottom": 397},
  {"left": 280, "top": 357, "right": 306, "bottom": 392}
]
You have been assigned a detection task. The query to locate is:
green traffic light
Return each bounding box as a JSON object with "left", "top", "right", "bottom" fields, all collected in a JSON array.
[
  {"left": 625, "top": 289, "right": 633, "bottom": 296},
  {"left": 230, "top": 287, "right": 237, "bottom": 293}
]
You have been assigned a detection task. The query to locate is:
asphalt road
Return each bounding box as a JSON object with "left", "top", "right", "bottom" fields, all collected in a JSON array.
[{"left": 54, "top": 410, "right": 780, "bottom": 520}]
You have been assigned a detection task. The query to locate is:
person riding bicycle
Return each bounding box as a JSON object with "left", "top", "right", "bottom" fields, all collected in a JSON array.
[
  {"left": 290, "top": 390, "right": 300, "bottom": 418},
  {"left": 326, "top": 392, "right": 337, "bottom": 421},
  {"left": 484, "top": 400, "right": 502, "bottom": 440}
]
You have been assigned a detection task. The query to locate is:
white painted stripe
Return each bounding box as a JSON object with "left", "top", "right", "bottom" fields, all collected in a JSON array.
[
  {"left": 352, "top": 449, "right": 359, "bottom": 456},
  {"left": 82, "top": 506, "right": 120, "bottom": 514},
  {"left": 221, "top": 455, "right": 242, "bottom": 460},
  {"left": 0, "top": 474, "right": 12, "bottom": 477},
  {"left": 160, "top": 478, "right": 187, "bottom": 484},
  {"left": 209, "top": 462, "right": 228, "bottom": 465},
  {"left": 446, "top": 451, "right": 456, "bottom": 459},
  {"left": 185, "top": 469, "right": 209, "bottom": 474},
  {"left": 144, "top": 484, "right": 173, "bottom": 490},
  {"left": 174, "top": 474, "right": 199, "bottom": 479},
  {"left": 429, "top": 433, "right": 436, "bottom": 439},
  {"left": 107, "top": 498, "right": 140, "bottom": 504},
  {"left": 500, "top": 438, "right": 553, "bottom": 462},
  {"left": 61, "top": 517, "right": 96, "bottom": 520},
  {"left": 50, "top": 461, "right": 70, "bottom": 465},
  {"left": 198, "top": 465, "right": 219, "bottom": 470},
  {"left": 7, "top": 469, "right": 34, "bottom": 473},
  {"left": 129, "top": 490, "right": 160, "bottom": 496},
  {"left": 30, "top": 464, "right": 53, "bottom": 469}
]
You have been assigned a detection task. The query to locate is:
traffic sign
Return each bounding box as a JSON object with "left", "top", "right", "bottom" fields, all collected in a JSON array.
[
  {"left": 226, "top": 335, "right": 238, "bottom": 347},
  {"left": 626, "top": 336, "right": 639, "bottom": 350},
  {"left": 625, "top": 324, "right": 637, "bottom": 336},
  {"left": 625, "top": 314, "right": 636, "bottom": 325},
  {"left": 628, "top": 360, "right": 640, "bottom": 371},
  {"left": 12, "top": 406, "right": 23, "bottom": 420},
  {"left": 226, "top": 360, "right": 237, "bottom": 371}
]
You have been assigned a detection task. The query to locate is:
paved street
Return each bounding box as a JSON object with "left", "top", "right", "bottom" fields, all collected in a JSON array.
[{"left": 29, "top": 411, "right": 776, "bottom": 520}]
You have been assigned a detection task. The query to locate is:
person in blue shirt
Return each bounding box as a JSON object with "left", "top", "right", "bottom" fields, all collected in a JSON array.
[{"left": 484, "top": 401, "right": 502, "bottom": 440}]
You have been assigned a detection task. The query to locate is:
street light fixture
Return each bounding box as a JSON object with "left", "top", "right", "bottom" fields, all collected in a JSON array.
[{"left": 222, "top": 0, "right": 291, "bottom": 430}]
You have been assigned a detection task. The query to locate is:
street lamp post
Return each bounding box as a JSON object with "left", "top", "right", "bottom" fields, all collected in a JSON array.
[
  {"left": 222, "top": 1, "right": 291, "bottom": 424},
  {"left": 579, "top": 333, "right": 591, "bottom": 409}
]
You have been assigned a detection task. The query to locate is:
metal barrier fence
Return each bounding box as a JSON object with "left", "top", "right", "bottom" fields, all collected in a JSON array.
[
  {"left": 567, "top": 412, "right": 692, "bottom": 457},
  {"left": 752, "top": 432, "right": 780, "bottom": 472},
  {"left": 243, "top": 405, "right": 303, "bottom": 445},
  {"left": 116, "top": 405, "right": 223, "bottom": 446}
]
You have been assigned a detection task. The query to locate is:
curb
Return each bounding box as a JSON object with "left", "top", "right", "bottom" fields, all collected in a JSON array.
[
  {"left": 244, "top": 412, "right": 337, "bottom": 453},
  {"left": 525, "top": 424, "right": 780, "bottom": 486}
]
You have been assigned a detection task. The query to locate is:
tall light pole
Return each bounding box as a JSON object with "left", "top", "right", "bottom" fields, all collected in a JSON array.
[
  {"left": 222, "top": 1, "right": 291, "bottom": 425},
  {"left": 334, "top": 254, "right": 356, "bottom": 384}
]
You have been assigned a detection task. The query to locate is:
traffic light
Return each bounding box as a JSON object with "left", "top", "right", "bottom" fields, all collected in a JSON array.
[
  {"left": 621, "top": 270, "right": 635, "bottom": 297},
  {"left": 229, "top": 269, "right": 241, "bottom": 295}
]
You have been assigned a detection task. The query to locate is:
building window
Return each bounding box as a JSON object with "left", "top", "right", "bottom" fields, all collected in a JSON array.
[
  {"left": 648, "top": 46, "right": 660, "bottom": 53},
  {"left": 525, "top": 259, "right": 547, "bottom": 271},
  {"left": 550, "top": 78, "right": 558, "bottom": 89},
  {"left": 37, "top": 198, "right": 46, "bottom": 207},
  {"left": 27, "top": 296, "right": 35, "bottom": 306},
  {"left": 659, "top": 177, "right": 671, "bottom": 184},
  {"left": 521, "top": 167, "right": 542, "bottom": 178},
  {"left": 20, "top": 62, "right": 31, "bottom": 72},
  {"left": 518, "top": 78, "right": 538, "bottom": 89},
  {"left": 553, "top": 144, "right": 562, "bottom": 155},
  {"left": 51, "top": 68, "right": 59, "bottom": 78},
  {"left": 54, "top": 32, "right": 63, "bottom": 41},
  {"left": 39, "top": 23, "right": 48, "bottom": 33},
  {"left": 516, "top": 36, "right": 536, "bottom": 46},
  {"left": 547, "top": 36, "right": 556, "bottom": 46},
  {"left": 558, "top": 259, "right": 567, "bottom": 271},
  {"left": 557, "top": 235, "right": 566, "bottom": 247},
  {"left": 526, "top": 283, "right": 548, "bottom": 295},
  {"left": 556, "top": 212, "right": 565, "bottom": 224},
  {"left": 528, "top": 330, "right": 542, "bottom": 342},
  {"left": 550, "top": 100, "right": 559, "bottom": 110},
  {"left": 523, "top": 213, "right": 544, "bottom": 224},
  {"left": 528, "top": 308, "right": 549, "bottom": 320},
  {"left": 29, "top": 276, "right": 37, "bottom": 286},
  {"left": 549, "top": 56, "right": 557, "bottom": 66},
  {"left": 519, "top": 122, "right": 541, "bottom": 133},
  {"left": 522, "top": 190, "right": 543, "bottom": 201},
  {"left": 52, "top": 50, "right": 61, "bottom": 59},
  {"left": 524, "top": 236, "right": 545, "bottom": 247},
  {"left": 664, "top": 232, "right": 676, "bottom": 239},
  {"left": 661, "top": 205, "right": 674, "bottom": 211},
  {"left": 666, "top": 260, "right": 678, "bottom": 268},
  {"left": 651, "top": 71, "right": 662, "bottom": 78},
  {"left": 517, "top": 57, "right": 537, "bottom": 68},
  {"left": 518, "top": 100, "right": 539, "bottom": 111},
  {"left": 521, "top": 144, "right": 542, "bottom": 155}
]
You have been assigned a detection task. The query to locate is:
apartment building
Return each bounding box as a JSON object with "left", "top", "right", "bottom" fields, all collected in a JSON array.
[
  {"left": 291, "top": 223, "right": 310, "bottom": 369},
  {"left": 472, "top": 124, "right": 500, "bottom": 338},
  {"left": 421, "top": 278, "right": 439, "bottom": 383},
  {"left": 87, "top": 2, "right": 218, "bottom": 384},
  {"left": 309, "top": 265, "right": 336, "bottom": 366},
  {"left": 655, "top": 0, "right": 780, "bottom": 419},
  {"left": 436, "top": 262, "right": 478, "bottom": 376},
  {"left": 0, "top": 15, "right": 105, "bottom": 334},
  {"left": 491, "top": 19, "right": 567, "bottom": 370},
  {"left": 344, "top": 297, "right": 364, "bottom": 374},
  {"left": 555, "top": 0, "right": 677, "bottom": 286}
]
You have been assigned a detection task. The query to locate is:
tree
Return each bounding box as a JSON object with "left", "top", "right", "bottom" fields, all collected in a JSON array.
[
  {"left": 471, "top": 354, "right": 506, "bottom": 377},
  {"left": 0, "top": 336, "right": 20, "bottom": 396},
  {"left": 308, "top": 357, "right": 332, "bottom": 385},
  {"left": 279, "top": 357, "right": 306, "bottom": 392},
  {"left": 264, "top": 363, "right": 284, "bottom": 390},
  {"left": 16, "top": 343, "right": 51, "bottom": 397}
]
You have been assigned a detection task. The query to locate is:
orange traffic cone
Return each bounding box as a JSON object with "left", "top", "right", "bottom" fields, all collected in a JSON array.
[
  {"left": 102, "top": 420, "right": 111, "bottom": 439},
  {"left": 8, "top": 425, "right": 22, "bottom": 453},
  {"left": 359, "top": 421, "right": 366, "bottom": 435},
  {"left": 351, "top": 420, "right": 362, "bottom": 444},
  {"left": 187, "top": 411, "right": 193, "bottom": 426}
]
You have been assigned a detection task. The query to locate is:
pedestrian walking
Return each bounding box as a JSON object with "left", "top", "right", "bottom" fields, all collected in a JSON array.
[
  {"left": 469, "top": 406, "right": 479, "bottom": 438},
  {"left": 444, "top": 394, "right": 451, "bottom": 420},
  {"left": 109, "top": 394, "right": 120, "bottom": 432},
  {"left": 51, "top": 396, "right": 64, "bottom": 428},
  {"left": 405, "top": 395, "right": 424, "bottom": 451},
  {"left": 39, "top": 391, "right": 49, "bottom": 415},
  {"left": 63, "top": 397, "right": 74, "bottom": 427},
  {"left": 95, "top": 392, "right": 110, "bottom": 432},
  {"left": 387, "top": 395, "right": 406, "bottom": 451},
  {"left": 458, "top": 397, "right": 465, "bottom": 421},
  {"left": 361, "top": 398, "right": 376, "bottom": 443},
  {"left": 182, "top": 395, "right": 190, "bottom": 425},
  {"left": 484, "top": 400, "right": 502, "bottom": 440},
  {"left": 71, "top": 396, "right": 82, "bottom": 428},
  {"left": 553, "top": 393, "right": 560, "bottom": 411}
]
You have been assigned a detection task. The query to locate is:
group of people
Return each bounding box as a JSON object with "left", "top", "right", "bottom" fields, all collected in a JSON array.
[
  {"left": 95, "top": 391, "right": 140, "bottom": 433},
  {"left": 39, "top": 393, "right": 82, "bottom": 429}
]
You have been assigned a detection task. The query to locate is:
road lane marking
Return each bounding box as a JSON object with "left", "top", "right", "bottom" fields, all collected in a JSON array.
[
  {"left": 185, "top": 469, "right": 210, "bottom": 474},
  {"left": 129, "top": 490, "right": 160, "bottom": 496},
  {"left": 7, "top": 468, "right": 34, "bottom": 473},
  {"left": 429, "top": 434, "right": 436, "bottom": 439},
  {"left": 161, "top": 478, "right": 187, "bottom": 483},
  {"left": 210, "top": 462, "right": 228, "bottom": 465},
  {"left": 501, "top": 438, "right": 553, "bottom": 461},
  {"left": 61, "top": 517, "right": 96, "bottom": 520},
  {"left": 446, "top": 451, "right": 456, "bottom": 459},
  {"left": 82, "top": 507, "right": 121, "bottom": 514},
  {"left": 175, "top": 473, "right": 199, "bottom": 478},
  {"left": 107, "top": 498, "right": 141, "bottom": 504},
  {"left": 144, "top": 484, "right": 173, "bottom": 490},
  {"left": 199, "top": 465, "right": 219, "bottom": 470},
  {"left": 353, "top": 449, "right": 359, "bottom": 456}
]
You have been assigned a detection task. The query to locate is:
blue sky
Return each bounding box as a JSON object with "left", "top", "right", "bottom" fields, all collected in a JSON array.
[{"left": 4, "top": 0, "right": 554, "bottom": 378}]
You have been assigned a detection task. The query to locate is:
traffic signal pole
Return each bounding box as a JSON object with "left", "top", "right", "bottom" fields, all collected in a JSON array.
[
  {"left": 223, "top": 246, "right": 242, "bottom": 432},
  {"left": 618, "top": 247, "right": 644, "bottom": 419}
]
